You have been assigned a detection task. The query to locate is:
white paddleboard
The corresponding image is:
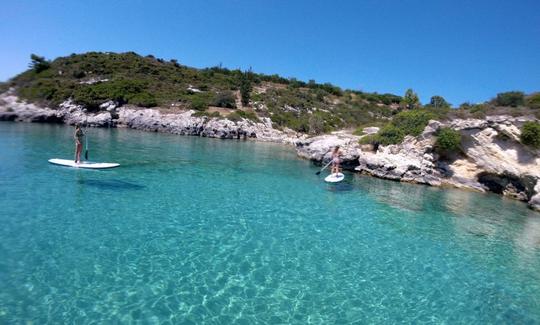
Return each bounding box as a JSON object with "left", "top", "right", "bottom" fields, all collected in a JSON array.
[
  {"left": 48, "top": 158, "right": 120, "bottom": 169},
  {"left": 325, "top": 172, "right": 345, "bottom": 183}
]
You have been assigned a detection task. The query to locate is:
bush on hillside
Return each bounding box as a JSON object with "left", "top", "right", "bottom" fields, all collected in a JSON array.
[
  {"left": 520, "top": 121, "right": 540, "bottom": 148},
  {"left": 72, "top": 79, "right": 149, "bottom": 110},
  {"left": 129, "top": 92, "right": 158, "bottom": 107},
  {"left": 400, "top": 88, "right": 421, "bottom": 110},
  {"left": 526, "top": 93, "right": 540, "bottom": 109},
  {"left": 435, "top": 127, "right": 461, "bottom": 156},
  {"left": 190, "top": 94, "right": 210, "bottom": 111},
  {"left": 359, "top": 110, "right": 433, "bottom": 146},
  {"left": 29, "top": 54, "right": 50, "bottom": 73},
  {"left": 239, "top": 72, "right": 253, "bottom": 106},
  {"left": 227, "top": 110, "right": 259, "bottom": 122},
  {"left": 375, "top": 125, "right": 405, "bottom": 145},
  {"left": 213, "top": 91, "right": 236, "bottom": 108},
  {"left": 358, "top": 133, "right": 379, "bottom": 145},
  {"left": 494, "top": 91, "right": 525, "bottom": 107},
  {"left": 193, "top": 111, "right": 221, "bottom": 118},
  {"left": 427, "top": 95, "right": 450, "bottom": 109},
  {"left": 308, "top": 114, "right": 326, "bottom": 135},
  {"left": 391, "top": 110, "right": 434, "bottom": 136}
]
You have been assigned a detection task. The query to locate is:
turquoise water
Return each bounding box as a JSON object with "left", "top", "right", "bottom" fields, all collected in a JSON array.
[{"left": 1, "top": 122, "right": 540, "bottom": 324}]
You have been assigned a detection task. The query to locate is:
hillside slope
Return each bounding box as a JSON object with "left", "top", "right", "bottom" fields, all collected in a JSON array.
[{"left": 3, "top": 52, "right": 405, "bottom": 134}]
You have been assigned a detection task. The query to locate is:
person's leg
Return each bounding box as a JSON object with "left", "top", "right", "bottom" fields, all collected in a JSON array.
[{"left": 76, "top": 143, "right": 81, "bottom": 163}]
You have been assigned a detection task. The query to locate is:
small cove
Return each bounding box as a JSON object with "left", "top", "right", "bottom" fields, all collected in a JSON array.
[{"left": 1, "top": 122, "right": 539, "bottom": 323}]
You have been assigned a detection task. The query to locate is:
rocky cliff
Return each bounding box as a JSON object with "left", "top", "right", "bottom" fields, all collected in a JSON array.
[
  {"left": 297, "top": 115, "right": 540, "bottom": 211},
  {"left": 0, "top": 90, "right": 302, "bottom": 144}
]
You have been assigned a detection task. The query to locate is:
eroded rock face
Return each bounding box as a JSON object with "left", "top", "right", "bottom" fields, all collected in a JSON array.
[
  {"left": 0, "top": 92, "right": 301, "bottom": 144},
  {"left": 295, "top": 133, "right": 361, "bottom": 170},
  {"left": 356, "top": 135, "right": 442, "bottom": 186}
]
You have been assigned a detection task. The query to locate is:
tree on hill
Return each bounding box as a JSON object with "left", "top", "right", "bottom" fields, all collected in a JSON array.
[
  {"left": 428, "top": 95, "right": 450, "bottom": 109},
  {"left": 526, "top": 93, "right": 540, "bottom": 109},
  {"left": 494, "top": 91, "right": 524, "bottom": 107},
  {"left": 400, "top": 89, "right": 420, "bottom": 109},
  {"left": 239, "top": 71, "right": 253, "bottom": 107},
  {"left": 29, "top": 54, "right": 50, "bottom": 73}
]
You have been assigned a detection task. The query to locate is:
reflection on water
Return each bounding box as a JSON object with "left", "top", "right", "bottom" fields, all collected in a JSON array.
[
  {"left": 353, "top": 173, "right": 540, "bottom": 282},
  {"left": 324, "top": 175, "right": 355, "bottom": 193},
  {"left": 76, "top": 178, "right": 145, "bottom": 191}
]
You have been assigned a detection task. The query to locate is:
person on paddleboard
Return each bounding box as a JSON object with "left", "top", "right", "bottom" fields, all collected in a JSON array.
[
  {"left": 331, "top": 145, "right": 342, "bottom": 174},
  {"left": 74, "top": 124, "right": 84, "bottom": 163}
]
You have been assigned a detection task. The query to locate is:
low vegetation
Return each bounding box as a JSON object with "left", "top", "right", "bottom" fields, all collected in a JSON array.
[
  {"left": 360, "top": 110, "right": 434, "bottom": 145},
  {"left": 520, "top": 121, "right": 540, "bottom": 148},
  {"left": 227, "top": 110, "right": 260, "bottom": 122},
  {"left": 435, "top": 127, "right": 462, "bottom": 157}
]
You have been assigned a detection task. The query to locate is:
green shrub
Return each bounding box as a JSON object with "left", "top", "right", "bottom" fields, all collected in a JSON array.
[
  {"left": 427, "top": 95, "right": 450, "bottom": 109},
  {"left": 435, "top": 127, "right": 461, "bottom": 155},
  {"left": 400, "top": 88, "right": 421, "bottom": 109},
  {"left": 72, "top": 70, "right": 86, "bottom": 78},
  {"left": 392, "top": 110, "right": 434, "bottom": 136},
  {"left": 307, "top": 114, "right": 327, "bottom": 135},
  {"left": 494, "top": 91, "right": 525, "bottom": 107},
  {"left": 359, "top": 134, "right": 380, "bottom": 145},
  {"left": 469, "top": 104, "right": 487, "bottom": 118},
  {"left": 29, "top": 54, "right": 50, "bottom": 73},
  {"left": 72, "top": 79, "right": 149, "bottom": 110},
  {"left": 190, "top": 96, "right": 209, "bottom": 111},
  {"left": 359, "top": 110, "right": 433, "bottom": 146},
  {"left": 193, "top": 111, "right": 221, "bottom": 118},
  {"left": 239, "top": 72, "right": 252, "bottom": 106},
  {"left": 72, "top": 87, "right": 102, "bottom": 111},
  {"left": 376, "top": 125, "right": 405, "bottom": 145},
  {"left": 227, "top": 110, "right": 260, "bottom": 122},
  {"left": 129, "top": 92, "right": 158, "bottom": 107},
  {"left": 213, "top": 91, "right": 236, "bottom": 108},
  {"left": 520, "top": 121, "right": 540, "bottom": 148},
  {"left": 526, "top": 93, "right": 540, "bottom": 109}
]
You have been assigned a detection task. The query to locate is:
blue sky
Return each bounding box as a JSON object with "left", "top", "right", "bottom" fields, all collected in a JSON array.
[{"left": 1, "top": 0, "right": 539, "bottom": 104}]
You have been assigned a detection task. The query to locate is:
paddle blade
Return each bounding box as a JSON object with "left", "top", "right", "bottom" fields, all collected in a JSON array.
[{"left": 84, "top": 150, "right": 88, "bottom": 160}]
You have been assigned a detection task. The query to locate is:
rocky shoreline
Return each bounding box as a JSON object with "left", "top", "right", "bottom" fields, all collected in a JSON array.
[
  {"left": 0, "top": 90, "right": 303, "bottom": 144},
  {"left": 2, "top": 90, "right": 540, "bottom": 211},
  {"left": 295, "top": 116, "right": 540, "bottom": 211}
]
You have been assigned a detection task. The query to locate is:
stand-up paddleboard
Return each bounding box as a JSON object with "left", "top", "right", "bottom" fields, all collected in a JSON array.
[
  {"left": 48, "top": 158, "right": 119, "bottom": 169},
  {"left": 325, "top": 172, "right": 345, "bottom": 183}
]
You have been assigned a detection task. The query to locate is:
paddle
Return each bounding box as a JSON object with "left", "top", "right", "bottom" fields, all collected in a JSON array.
[
  {"left": 84, "top": 125, "right": 89, "bottom": 160},
  {"left": 315, "top": 160, "right": 333, "bottom": 175}
]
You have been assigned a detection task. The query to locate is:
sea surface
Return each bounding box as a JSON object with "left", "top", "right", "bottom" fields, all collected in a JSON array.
[{"left": 1, "top": 122, "right": 540, "bottom": 324}]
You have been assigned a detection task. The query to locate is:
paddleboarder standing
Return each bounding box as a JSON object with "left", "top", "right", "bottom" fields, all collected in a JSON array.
[
  {"left": 331, "top": 145, "right": 342, "bottom": 174},
  {"left": 74, "top": 124, "right": 84, "bottom": 163}
]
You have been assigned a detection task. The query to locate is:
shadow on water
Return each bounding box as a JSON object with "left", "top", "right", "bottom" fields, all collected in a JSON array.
[
  {"left": 76, "top": 179, "right": 145, "bottom": 191},
  {"left": 323, "top": 177, "right": 355, "bottom": 193}
]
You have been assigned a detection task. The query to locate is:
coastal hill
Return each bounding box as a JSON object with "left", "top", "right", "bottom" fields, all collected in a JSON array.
[
  {"left": 2, "top": 52, "right": 540, "bottom": 210},
  {"left": 4, "top": 52, "right": 539, "bottom": 135},
  {"left": 1, "top": 52, "right": 402, "bottom": 134}
]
